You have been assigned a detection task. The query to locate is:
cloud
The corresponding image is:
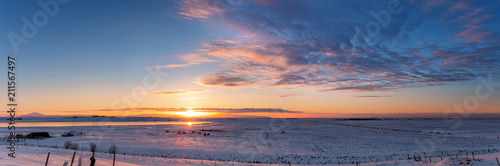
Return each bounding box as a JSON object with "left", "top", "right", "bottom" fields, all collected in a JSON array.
[
  {"left": 350, "top": 95, "right": 392, "bottom": 98},
  {"left": 139, "top": 89, "right": 206, "bottom": 95},
  {"left": 152, "top": 53, "right": 218, "bottom": 69},
  {"left": 169, "top": 96, "right": 198, "bottom": 100},
  {"left": 176, "top": 0, "right": 228, "bottom": 19},
  {"left": 317, "top": 85, "right": 395, "bottom": 92},
  {"left": 151, "top": 63, "right": 194, "bottom": 69},
  {"left": 198, "top": 73, "right": 255, "bottom": 87},
  {"left": 175, "top": 0, "right": 500, "bottom": 92},
  {"left": 261, "top": 94, "right": 301, "bottom": 98},
  {"left": 96, "top": 107, "right": 301, "bottom": 113}
]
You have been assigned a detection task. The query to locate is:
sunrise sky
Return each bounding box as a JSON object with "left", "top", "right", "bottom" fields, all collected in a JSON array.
[{"left": 1, "top": 0, "right": 499, "bottom": 118}]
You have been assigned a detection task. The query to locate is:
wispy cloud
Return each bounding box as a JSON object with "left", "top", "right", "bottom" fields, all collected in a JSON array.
[
  {"left": 176, "top": 0, "right": 227, "bottom": 19},
  {"left": 96, "top": 107, "right": 301, "bottom": 113},
  {"left": 350, "top": 95, "right": 392, "bottom": 98},
  {"left": 198, "top": 73, "right": 255, "bottom": 87},
  {"left": 261, "top": 94, "right": 301, "bottom": 98},
  {"left": 169, "top": 96, "right": 198, "bottom": 100},
  {"left": 174, "top": 0, "right": 500, "bottom": 92},
  {"left": 152, "top": 53, "right": 218, "bottom": 69},
  {"left": 151, "top": 63, "right": 194, "bottom": 69},
  {"left": 138, "top": 89, "right": 206, "bottom": 95}
]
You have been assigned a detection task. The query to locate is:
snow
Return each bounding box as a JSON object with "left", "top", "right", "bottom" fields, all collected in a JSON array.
[{"left": 1, "top": 118, "right": 500, "bottom": 165}]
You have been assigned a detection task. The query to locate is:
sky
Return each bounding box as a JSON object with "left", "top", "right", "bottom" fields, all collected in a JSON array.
[{"left": 1, "top": 0, "right": 499, "bottom": 118}]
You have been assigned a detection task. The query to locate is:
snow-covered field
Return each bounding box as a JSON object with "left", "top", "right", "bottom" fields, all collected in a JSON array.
[{"left": 1, "top": 118, "right": 500, "bottom": 165}]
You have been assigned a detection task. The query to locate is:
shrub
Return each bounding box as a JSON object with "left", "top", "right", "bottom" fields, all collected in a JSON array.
[
  {"left": 70, "top": 143, "right": 79, "bottom": 150},
  {"left": 109, "top": 144, "right": 117, "bottom": 154},
  {"left": 64, "top": 141, "right": 72, "bottom": 149},
  {"left": 89, "top": 143, "right": 97, "bottom": 152}
]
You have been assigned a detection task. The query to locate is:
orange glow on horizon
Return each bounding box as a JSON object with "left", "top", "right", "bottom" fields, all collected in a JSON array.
[
  {"left": 181, "top": 109, "right": 197, "bottom": 117},
  {"left": 176, "top": 109, "right": 217, "bottom": 118}
]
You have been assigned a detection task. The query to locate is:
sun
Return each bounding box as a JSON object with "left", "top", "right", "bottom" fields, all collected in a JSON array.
[
  {"left": 176, "top": 109, "right": 215, "bottom": 118},
  {"left": 181, "top": 109, "right": 197, "bottom": 117}
]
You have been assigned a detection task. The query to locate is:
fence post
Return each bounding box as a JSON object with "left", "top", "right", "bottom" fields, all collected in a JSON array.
[
  {"left": 45, "top": 152, "right": 51, "bottom": 166},
  {"left": 70, "top": 151, "right": 76, "bottom": 166},
  {"left": 78, "top": 156, "right": 82, "bottom": 166}
]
